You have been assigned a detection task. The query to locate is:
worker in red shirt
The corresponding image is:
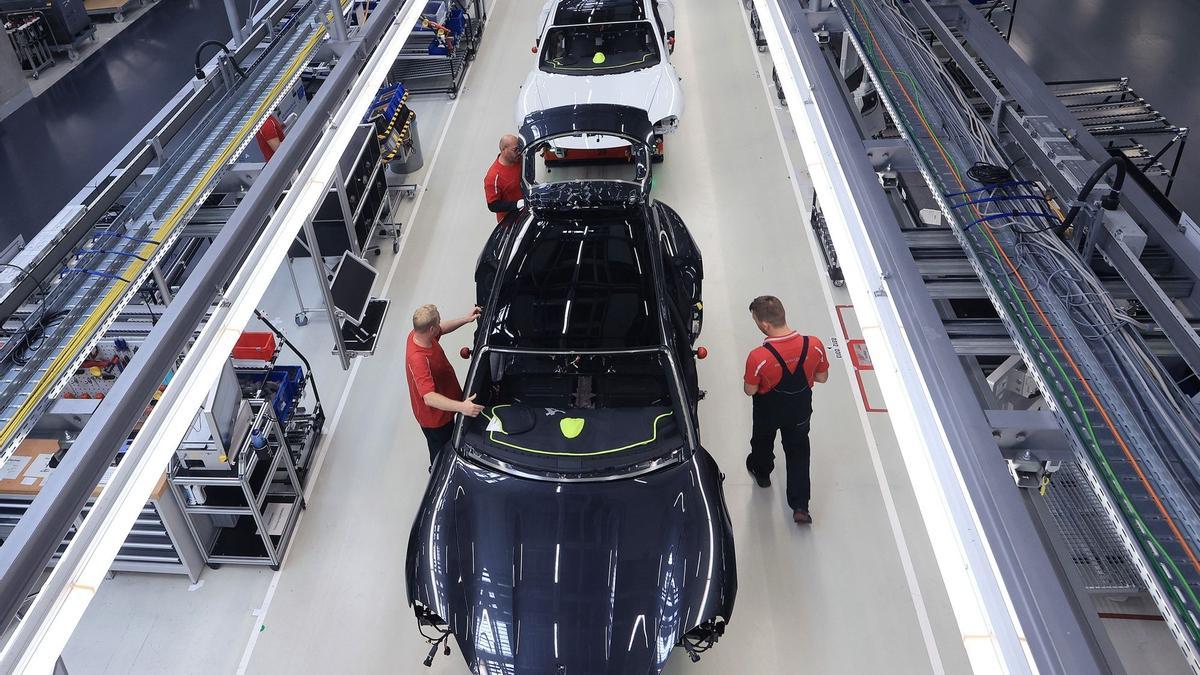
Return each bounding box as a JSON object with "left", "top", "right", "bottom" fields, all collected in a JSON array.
[
  {"left": 406, "top": 304, "right": 484, "bottom": 465},
  {"left": 483, "top": 134, "right": 524, "bottom": 223},
  {"left": 255, "top": 113, "right": 286, "bottom": 161},
  {"left": 743, "top": 295, "right": 829, "bottom": 525}
]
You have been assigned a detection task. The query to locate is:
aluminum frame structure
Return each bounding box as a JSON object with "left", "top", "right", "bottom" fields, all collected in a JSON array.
[
  {"left": 0, "top": 0, "right": 345, "bottom": 463},
  {"left": 0, "top": 0, "right": 429, "bottom": 670},
  {"left": 755, "top": 0, "right": 1200, "bottom": 673}
]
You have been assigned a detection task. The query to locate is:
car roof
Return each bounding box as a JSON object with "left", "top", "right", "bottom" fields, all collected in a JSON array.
[
  {"left": 519, "top": 104, "right": 656, "bottom": 149},
  {"left": 553, "top": 0, "right": 646, "bottom": 24},
  {"left": 487, "top": 214, "right": 665, "bottom": 351}
]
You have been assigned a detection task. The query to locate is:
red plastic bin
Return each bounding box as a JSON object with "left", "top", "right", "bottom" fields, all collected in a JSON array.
[{"left": 232, "top": 332, "right": 277, "bottom": 361}]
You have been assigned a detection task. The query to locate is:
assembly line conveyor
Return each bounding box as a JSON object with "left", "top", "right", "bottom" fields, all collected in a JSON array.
[{"left": 0, "top": 0, "right": 335, "bottom": 464}]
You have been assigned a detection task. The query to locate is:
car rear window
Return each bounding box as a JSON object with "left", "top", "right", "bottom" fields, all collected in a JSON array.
[
  {"left": 539, "top": 21, "right": 661, "bottom": 76},
  {"left": 554, "top": 0, "right": 646, "bottom": 24}
]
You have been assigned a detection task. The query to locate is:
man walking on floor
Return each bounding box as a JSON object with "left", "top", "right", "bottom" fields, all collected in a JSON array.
[
  {"left": 406, "top": 304, "right": 484, "bottom": 466},
  {"left": 483, "top": 133, "right": 524, "bottom": 224},
  {"left": 743, "top": 295, "right": 829, "bottom": 524}
]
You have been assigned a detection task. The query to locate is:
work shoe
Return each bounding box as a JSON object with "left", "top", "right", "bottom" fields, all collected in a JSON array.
[
  {"left": 745, "top": 455, "right": 770, "bottom": 488},
  {"left": 793, "top": 509, "right": 812, "bottom": 525}
]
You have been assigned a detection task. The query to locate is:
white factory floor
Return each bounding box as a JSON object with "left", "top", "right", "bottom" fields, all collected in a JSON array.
[
  {"left": 57, "top": 0, "right": 1182, "bottom": 673},
  {"left": 63, "top": 0, "right": 970, "bottom": 672}
]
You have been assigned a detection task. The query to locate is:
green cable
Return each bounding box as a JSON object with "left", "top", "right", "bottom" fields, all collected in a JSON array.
[{"left": 846, "top": 1, "right": 1200, "bottom": 636}]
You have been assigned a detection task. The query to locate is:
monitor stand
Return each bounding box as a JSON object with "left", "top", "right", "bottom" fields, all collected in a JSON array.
[{"left": 339, "top": 299, "right": 390, "bottom": 355}]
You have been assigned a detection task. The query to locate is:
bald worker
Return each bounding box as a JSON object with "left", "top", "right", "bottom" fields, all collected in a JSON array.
[{"left": 483, "top": 133, "right": 524, "bottom": 224}]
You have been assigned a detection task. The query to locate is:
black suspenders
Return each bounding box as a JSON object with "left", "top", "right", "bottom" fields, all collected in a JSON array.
[{"left": 763, "top": 336, "right": 810, "bottom": 395}]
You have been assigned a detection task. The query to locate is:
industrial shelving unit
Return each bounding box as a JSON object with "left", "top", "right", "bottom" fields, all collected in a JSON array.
[
  {"left": 168, "top": 401, "right": 305, "bottom": 570},
  {"left": 0, "top": 438, "right": 204, "bottom": 581},
  {"left": 386, "top": 0, "right": 485, "bottom": 98},
  {"left": 288, "top": 123, "right": 391, "bottom": 261},
  {"left": 3, "top": 13, "right": 53, "bottom": 78}
]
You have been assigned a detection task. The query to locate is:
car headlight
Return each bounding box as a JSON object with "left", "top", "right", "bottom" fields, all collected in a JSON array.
[{"left": 654, "top": 116, "right": 680, "bottom": 134}]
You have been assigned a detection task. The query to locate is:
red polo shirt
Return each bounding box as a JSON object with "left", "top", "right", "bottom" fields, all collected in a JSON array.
[
  {"left": 744, "top": 332, "right": 829, "bottom": 394},
  {"left": 255, "top": 114, "right": 286, "bottom": 161},
  {"left": 483, "top": 156, "right": 522, "bottom": 223},
  {"left": 406, "top": 331, "right": 463, "bottom": 428}
]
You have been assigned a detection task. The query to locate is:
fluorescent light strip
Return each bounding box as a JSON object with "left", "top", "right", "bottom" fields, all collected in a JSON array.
[
  {"left": 750, "top": 1, "right": 1034, "bottom": 673},
  {"left": 0, "top": 1, "right": 428, "bottom": 671}
]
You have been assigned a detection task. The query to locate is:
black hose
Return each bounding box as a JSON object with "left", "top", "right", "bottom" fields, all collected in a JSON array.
[
  {"left": 253, "top": 310, "right": 324, "bottom": 411},
  {"left": 194, "top": 40, "right": 247, "bottom": 80},
  {"left": 1060, "top": 155, "right": 1128, "bottom": 230}
]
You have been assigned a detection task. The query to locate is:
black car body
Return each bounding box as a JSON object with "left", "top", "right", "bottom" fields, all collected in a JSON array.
[{"left": 406, "top": 105, "right": 736, "bottom": 674}]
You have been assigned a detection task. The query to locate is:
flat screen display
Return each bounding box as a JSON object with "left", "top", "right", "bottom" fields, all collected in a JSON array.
[{"left": 331, "top": 252, "right": 377, "bottom": 326}]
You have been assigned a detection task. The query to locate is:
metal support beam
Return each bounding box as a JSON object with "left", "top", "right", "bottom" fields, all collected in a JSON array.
[
  {"left": 223, "top": 0, "right": 244, "bottom": 47},
  {"left": 987, "top": 409, "right": 1075, "bottom": 462},
  {"left": 300, "top": 182, "right": 353, "bottom": 371},
  {"left": 150, "top": 265, "right": 173, "bottom": 305},
  {"left": 1096, "top": 229, "right": 1200, "bottom": 379},
  {"left": 332, "top": 165, "right": 360, "bottom": 258},
  {"left": 863, "top": 139, "right": 916, "bottom": 171},
  {"left": 326, "top": 0, "right": 350, "bottom": 43}
]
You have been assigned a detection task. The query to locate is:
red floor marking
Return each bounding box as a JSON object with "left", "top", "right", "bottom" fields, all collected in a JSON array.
[{"left": 833, "top": 306, "right": 886, "bottom": 413}]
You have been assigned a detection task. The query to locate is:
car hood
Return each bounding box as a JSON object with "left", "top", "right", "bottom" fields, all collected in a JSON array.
[
  {"left": 516, "top": 65, "right": 683, "bottom": 132},
  {"left": 406, "top": 450, "right": 736, "bottom": 675}
]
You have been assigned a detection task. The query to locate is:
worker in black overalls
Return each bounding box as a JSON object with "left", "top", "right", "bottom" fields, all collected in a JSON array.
[{"left": 743, "top": 296, "right": 830, "bottom": 524}]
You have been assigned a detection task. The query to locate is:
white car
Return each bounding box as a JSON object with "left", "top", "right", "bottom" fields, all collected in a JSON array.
[{"left": 517, "top": 0, "right": 681, "bottom": 160}]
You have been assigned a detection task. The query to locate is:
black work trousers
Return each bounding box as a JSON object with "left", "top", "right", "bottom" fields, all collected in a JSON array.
[
  {"left": 421, "top": 423, "right": 453, "bottom": 466},
  {"left": 749, "top": 405, "right": 812, "bottom": 511}
]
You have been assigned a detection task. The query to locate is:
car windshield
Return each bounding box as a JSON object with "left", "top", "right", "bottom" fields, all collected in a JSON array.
[
  {"left": 463, "top": 349, "right": 683, "bottom": 475},
  {"left": 540, "top": 21, "right": 661, "bottom": 75},
  {"left": 488, "top": 218, "right": 660, "bottom": 349}
]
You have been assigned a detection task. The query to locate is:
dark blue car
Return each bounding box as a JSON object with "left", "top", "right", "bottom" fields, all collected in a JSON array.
[{"left": 406, "top": 105, "right": 736, "bottom": 674}]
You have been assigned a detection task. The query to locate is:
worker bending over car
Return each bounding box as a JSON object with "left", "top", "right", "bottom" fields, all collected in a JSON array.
[
  {"left": 406, "top": 304, "right": 484, "bottom": 465},
  {"left": 743, "top": 296, "right": 829, "bottom": 525},
  {"left": 483, "top": 133, "right": 524, "bottom": 224}
]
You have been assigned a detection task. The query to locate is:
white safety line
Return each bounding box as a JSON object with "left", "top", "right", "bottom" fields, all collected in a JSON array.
[
  {"left": 233, "top": 8, "right": 490, "bottom": 667},
  {"left": 736, "top": 3, "right": 947, "bottom": 673}
]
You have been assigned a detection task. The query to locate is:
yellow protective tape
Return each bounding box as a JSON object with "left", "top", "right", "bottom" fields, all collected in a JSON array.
[{"left": 485, "top": 405, "right": 674, "bottom": 457}]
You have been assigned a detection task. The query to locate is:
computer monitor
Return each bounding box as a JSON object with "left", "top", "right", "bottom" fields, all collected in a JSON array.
[
  {"left": 205, "top": 359, "right": 244, "bottom": 453},
  {"left": 330, "top": 252, "right": 377, "bottom": 326}
]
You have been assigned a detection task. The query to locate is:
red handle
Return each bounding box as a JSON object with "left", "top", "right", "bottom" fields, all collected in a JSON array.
[
  {"left": 696, "top": 347, "right": 708, "bottom": 360},
  {"left": 460, "top": 347, "right": 472, "bottom": 359}
]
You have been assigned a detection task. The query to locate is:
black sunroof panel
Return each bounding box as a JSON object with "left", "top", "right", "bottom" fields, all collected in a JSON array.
[{"left": 489, "top": 218, "right": 660, "bottom": 349}]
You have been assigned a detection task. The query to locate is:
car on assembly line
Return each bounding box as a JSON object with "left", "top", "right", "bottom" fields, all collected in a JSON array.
[
  {"left": 405, "top": 105, "right": 736, "bottom": 674},
  {"left": 516, "top": 0, "right": 681, "bottom": 161}
]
